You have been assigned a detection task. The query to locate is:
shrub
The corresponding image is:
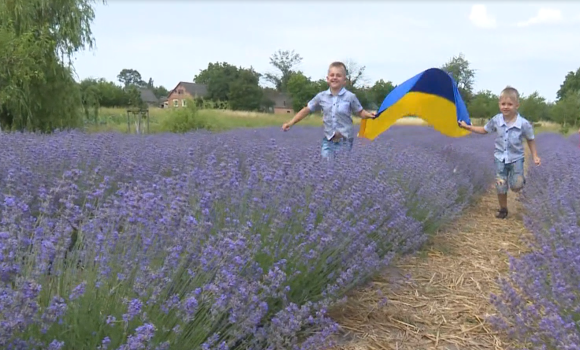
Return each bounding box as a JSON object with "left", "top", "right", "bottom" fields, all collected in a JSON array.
[{"left": 160, "top": 99, "right": 211, "bottom": 133}]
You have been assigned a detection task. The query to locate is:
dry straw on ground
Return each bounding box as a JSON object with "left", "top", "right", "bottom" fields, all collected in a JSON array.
[{"left": 329, "top": 150, "right": 533, "bottom": 350}]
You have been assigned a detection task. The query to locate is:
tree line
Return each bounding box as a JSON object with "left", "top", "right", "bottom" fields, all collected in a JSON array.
[
  {"left": 78, "top": 69, "right": 169, "bottom": 122},
  {"left": 192, "top": 49, "right": 580, "bottom": 131},
  {"left": 1, "top": 0, "right": 579, "bottom": 132},
  {"left": 189, "top": 54, "right": 397, "bottom": 114},
  {"left": 81, "top": 68, "right": 169, "bottom": 108}
]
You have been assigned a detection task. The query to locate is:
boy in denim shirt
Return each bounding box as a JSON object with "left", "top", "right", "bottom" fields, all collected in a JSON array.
[
  {"left": 459, "top": 86, "right": 541, "bottom": 219},
  {"left": 282, "top": 61, "right": 376, "bottom": 159}
]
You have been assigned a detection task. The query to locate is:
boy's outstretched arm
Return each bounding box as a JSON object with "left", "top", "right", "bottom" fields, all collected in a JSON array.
[
  {"left": 351, "top": 96, "right": 376, "bottom": 119},
  {"left": 282, "top": 106, "right": 311, "bottom": 131},
  {"left": 356, "top": 109, "right": 376, "bottom": 119},
  {"left": 458, "top": 121, "right": 488, "bottom": 134}
]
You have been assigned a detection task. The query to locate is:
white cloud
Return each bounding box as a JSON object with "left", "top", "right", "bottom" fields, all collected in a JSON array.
[
  {"left": 469, "top": 4, "right": 497, "bottom": 28},
  {"left": 516, "top": 8, "right": 563, "bottom": 27}
]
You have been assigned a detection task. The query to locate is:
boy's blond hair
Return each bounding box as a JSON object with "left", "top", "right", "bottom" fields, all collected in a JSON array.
[
  {"left": 328, "top": 61, "right": 347, "bottom": 75},
  {"left": 500, "top": 86, "right": 520, "bottom": 103}
]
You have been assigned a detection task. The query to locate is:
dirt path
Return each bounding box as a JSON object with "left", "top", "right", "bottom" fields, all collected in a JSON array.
[{"left": 329, "top": 185, "right": 530, "bottom": 350}]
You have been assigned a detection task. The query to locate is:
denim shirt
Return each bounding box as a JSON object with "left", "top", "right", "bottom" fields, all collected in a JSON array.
[
  {"left": 307, "top": 87, "right": 363, "bottom": 140},
  {"left": 484, "top": 113, "right": 535, "bottom": 163}
]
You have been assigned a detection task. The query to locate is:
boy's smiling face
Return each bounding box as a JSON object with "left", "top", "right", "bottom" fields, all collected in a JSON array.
[
  {"left": 498, "top": 96, "right": 519, "bottom": 119},
  {"left": 326, "top": 66, "right": 347, "bottom": 90}
]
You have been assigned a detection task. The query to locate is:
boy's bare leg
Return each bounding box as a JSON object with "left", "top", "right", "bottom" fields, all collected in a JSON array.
[
  {"left": 498, "top": 193, "right": 508, "bottom": 209},
  {"left": 495, "top": 175, "right": 509, "bottom": 218}
]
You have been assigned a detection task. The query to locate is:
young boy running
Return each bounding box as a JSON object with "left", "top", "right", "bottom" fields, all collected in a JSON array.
[
  {"left": 459, "top": 86, "right": 541, "bottom": 219},
  {"left": 281, "top": 61, "right": 376, "bottom": 160}
]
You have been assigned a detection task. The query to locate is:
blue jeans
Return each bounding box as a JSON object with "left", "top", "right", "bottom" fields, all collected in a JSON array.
[
  {"left": 495, "top": 158, "right": 525, "bottom": 194},
  {"left": 321, "top": 137, "right": 353, "bottom": 160}
]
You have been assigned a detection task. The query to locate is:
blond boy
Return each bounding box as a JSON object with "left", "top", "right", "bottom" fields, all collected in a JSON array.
[
  {"left": 459, "top": 86, "right": 541, "bottom": 219},
  {"left": 282, "top": 61, "right": 376, "bottom": 159}
]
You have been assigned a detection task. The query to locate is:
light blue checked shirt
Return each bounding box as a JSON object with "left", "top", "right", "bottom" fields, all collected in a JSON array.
[
  {"left": 307, "top": 87, "right": 364, "bottom": 140},
  {"left": 484, "top": 113, "right": 535, "bottom": 163}
]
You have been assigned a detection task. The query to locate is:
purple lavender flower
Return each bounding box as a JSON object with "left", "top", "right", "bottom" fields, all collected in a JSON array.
[
  {"left": 490, "top": 132, "right": 580, "bottom": 349},
  {"left": 0, "top": 126, "right": 496, "bottom": 349}
]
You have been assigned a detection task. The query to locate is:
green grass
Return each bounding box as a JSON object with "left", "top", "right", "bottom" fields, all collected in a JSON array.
[
  {"left": 85, "top": 106, "right": 571, "bottom": 136},
  {"left": 86, "top": 107, "right": 327, "bottom": 134},
  {"left": 83, "top": 106, "right": 429, "bottom": 134}
]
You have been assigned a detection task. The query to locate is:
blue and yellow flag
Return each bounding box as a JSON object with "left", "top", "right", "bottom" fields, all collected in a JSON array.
[{"left": 358, "top": 68, "right": 471, "bottom": 140}]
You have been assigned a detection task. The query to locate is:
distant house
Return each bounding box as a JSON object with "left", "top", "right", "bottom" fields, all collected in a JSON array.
[
  {"left": 138, "top": 88, "right": 161, "bottom": 107},
  {"left": 165, "top": 81, "right": 294, "bottom": 113},
  {"left": 166, "top": 82, "right": 208, "bottom": 108},
  {"left": 264, "top": 91, "right": 293, "bottom": 114}
]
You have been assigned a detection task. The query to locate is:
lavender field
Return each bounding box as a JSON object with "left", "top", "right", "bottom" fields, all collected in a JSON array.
[
  {"left": 0, "top": 126, "right": 577, "bottom": 350},
  {"left": 491, "top": 131, "right": 580, "bottom": 349}
]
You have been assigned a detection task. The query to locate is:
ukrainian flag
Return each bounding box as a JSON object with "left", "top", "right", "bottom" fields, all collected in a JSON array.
[{"left": 358, "top": 68, "right": 471, "bottom": 140}]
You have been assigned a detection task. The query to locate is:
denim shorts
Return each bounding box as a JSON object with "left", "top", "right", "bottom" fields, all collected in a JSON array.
[
  {"left": 321, "top": 137, "right": 353, "bottom": 160},
  {"left": 494, "top": 157, "right": 525, "bottom": 194}
]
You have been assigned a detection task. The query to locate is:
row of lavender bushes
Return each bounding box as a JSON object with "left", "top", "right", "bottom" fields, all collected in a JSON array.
[
  {"left": 0, "top": 126, "right": 495, "bottom": 350},
  {"left": 491, "top": 132, "right": 580, "bottom": 349}
]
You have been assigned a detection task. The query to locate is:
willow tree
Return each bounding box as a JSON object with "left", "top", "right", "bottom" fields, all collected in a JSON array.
[{"left": 0, "top": 0, "right": 105, "bottom": 132}]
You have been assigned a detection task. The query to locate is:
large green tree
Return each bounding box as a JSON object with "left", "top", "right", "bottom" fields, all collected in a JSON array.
[
  {"left": 79, "top": 78, "right": 129, "bottom": 107},
  {"left": 286, "top": 72, "right": 320, "bottom": 112},
  {"left": 145, "top": 77, "right": 168, "bottom": 99},
  {"left": 343, "top": 59, "right": 368, "bottom": 88},
  {"left": 194, "top": 62, "right": 266, "bottom": 111},
  {"left": 78, "top": 78, "right": 125, "bottom": 122},
  {"left": 228, "top": 68, "right": 264, "bottom": 111},
  {"left": 551, "top": 91, "right": 580, "bottom": 128},
  {"left": 519, "top": 91, "right": 552, "bottom": 122},
  {"left": 556, "top": 67, "right": 580, "bottom": 101},
  {"left": 194, "top": 62, "right": 241, "bottom": 101},
  {"left": 368, "top": 79, "right": 396, "bottom": 108},
  {"left": 117, "top": 68, "right": 145, "bottom": 88},
  {"left": 263, "top": 49, "right": 303, "bottom": 92},
  {"left": 117, "top": 70, "right": 167, "bottom": 98},
  {"left": 0, "top": 0, "right": 104, "bottom": 132},
  {"left": 467, "top": 90, "right": 498, "bottom": 120},
  {"left": 342, "top": 59, "right": 373, "bottom": 108},
  {"left": 441, "top": 53, "right": 475, "bottom": 105}
]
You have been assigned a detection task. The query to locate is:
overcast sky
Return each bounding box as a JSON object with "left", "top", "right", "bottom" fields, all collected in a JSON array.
[{"left": 72, "top": 1, "right": 580, "bottom": 102}]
